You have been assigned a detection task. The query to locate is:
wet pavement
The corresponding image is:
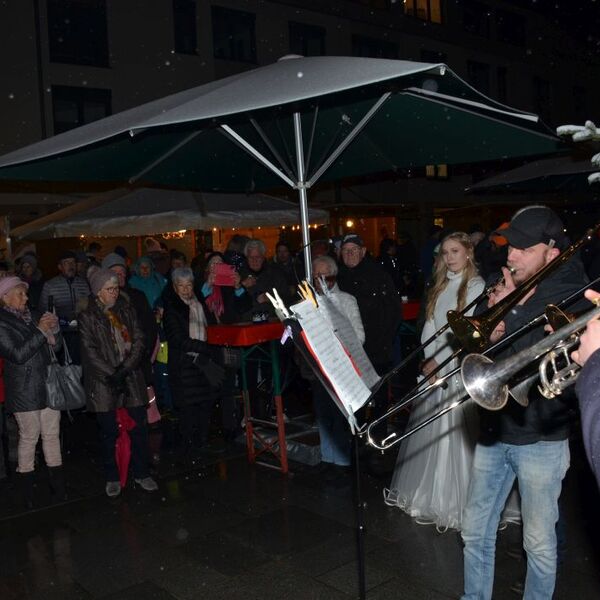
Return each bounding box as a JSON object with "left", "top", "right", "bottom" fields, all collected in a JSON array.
[{"left": 1, "top": 413, "right": 600, "bottom": 599}]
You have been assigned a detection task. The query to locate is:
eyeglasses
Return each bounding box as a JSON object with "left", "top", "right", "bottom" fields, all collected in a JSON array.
[
  {"left": 102, "top": 286, "right": 119, "bottom": 294},
  {"left": 313, "top": 275, "right": 336, "bottom": 283}
]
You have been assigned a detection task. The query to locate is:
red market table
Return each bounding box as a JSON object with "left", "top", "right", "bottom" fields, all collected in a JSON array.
[
  {"left": 207, "top": 321, "right": 288, "bottom": 473},
  {"left": 401, "top": 300, "right": 420, "bottom": 321}
]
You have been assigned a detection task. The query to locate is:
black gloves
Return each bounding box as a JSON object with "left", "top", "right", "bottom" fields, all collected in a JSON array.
[
  {"left": 105, "top": 365, "right": 129, "bottom": 392},
  {"left": 201, "top": 359, "right": 226, "bottom": 388},
  {"left": 192, "top": 354, "right": 225, "bottom": 388}
]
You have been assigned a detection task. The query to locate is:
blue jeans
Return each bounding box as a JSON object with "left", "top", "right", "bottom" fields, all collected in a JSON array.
[
  {"left": 313, "top": 380, "right": 350, "bottom": 466},
  {"left": 461, "top": 440, "right": 569, "bottom": 600}
]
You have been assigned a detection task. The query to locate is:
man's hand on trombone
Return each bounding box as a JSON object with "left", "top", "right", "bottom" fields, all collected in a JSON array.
[
  {"left": 486, "top": 266, "right": 536, "bottom": 343},
  {"left": 571, "top": 289, "right": 600, "bottom": 367}
]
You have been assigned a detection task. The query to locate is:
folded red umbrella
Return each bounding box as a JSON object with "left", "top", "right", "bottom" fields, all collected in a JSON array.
[{"left": 115, "top": 407, "right": 136, "bottom": 488}]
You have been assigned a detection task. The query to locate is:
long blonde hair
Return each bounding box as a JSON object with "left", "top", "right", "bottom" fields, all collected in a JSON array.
[{"left": 425, "top": 232, "right": 479, "bottom": 320}]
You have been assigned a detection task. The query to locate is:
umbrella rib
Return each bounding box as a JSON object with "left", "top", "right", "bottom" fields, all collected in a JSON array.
[
  {"left": 128, "top": 131, "right": 201, "bottom": 184},
  {"left": 250, "top": 118, "right": 296, "bottom": 180},
  {"left": 307, "top": 92, "right": 391, "bottom": 188},
  {"left": 305, "top": 106, "right": 319, "bottom": 175},
  {"left": 220, "top": 124, "right": 296, "bottom": 188}
]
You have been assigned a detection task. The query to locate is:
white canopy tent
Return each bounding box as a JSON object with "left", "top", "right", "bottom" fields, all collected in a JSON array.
[{"left": 10, "top": 188, "right": 329, "bottom": 240}]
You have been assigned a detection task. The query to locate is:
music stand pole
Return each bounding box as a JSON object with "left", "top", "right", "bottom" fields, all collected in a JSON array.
[{"left": 353, "top": 434, "right": 367, "bottom": 599}]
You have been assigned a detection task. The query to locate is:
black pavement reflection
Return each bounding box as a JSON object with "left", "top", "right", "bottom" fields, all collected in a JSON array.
[{"left": 1, "top": 413, "right": 600, "bottom": 599}]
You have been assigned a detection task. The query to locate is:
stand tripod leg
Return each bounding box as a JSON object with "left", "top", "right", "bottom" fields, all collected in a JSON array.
[{"left": 353, "top": 435, "right": 366, "bottom": 600}]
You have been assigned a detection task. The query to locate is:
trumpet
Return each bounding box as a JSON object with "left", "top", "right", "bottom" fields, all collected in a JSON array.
[{"left": 461, "top": 300, "right": 600, "bottom": 410}]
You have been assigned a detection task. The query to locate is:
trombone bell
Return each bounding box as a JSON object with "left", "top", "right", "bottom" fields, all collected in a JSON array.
[
  {"left": 460, "top": 354, "right": 509, "bottom": 410},
  {"left": 447, "top": 311, "right": 488, "bottom": 353}
]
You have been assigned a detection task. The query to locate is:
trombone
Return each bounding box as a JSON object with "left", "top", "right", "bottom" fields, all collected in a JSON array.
[
  {"left": 362, "top": 223, "right": 600, "bottom": 451},
  {"left": 448, "top": 224, "right": 600, "bottom": 353},
  {"left": 461, "top": 299, "right": 600, "bottom": 410}
]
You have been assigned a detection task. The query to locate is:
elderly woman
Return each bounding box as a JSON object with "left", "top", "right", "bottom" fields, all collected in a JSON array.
[
  {"left": 79, "top": 269, "right": 157, "bottom": 497},
  {"left": 311, "top": 255, "right": 365, "bottom": 473},
  {"left": 163, "top": 267, "right": 223, "bottom": 459},
  {"left": 0, "top": 276, "right": 64, "bottom": 508}
]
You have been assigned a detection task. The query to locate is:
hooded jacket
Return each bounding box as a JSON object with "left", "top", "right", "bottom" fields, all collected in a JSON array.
[{"left": 128, "top": 257, "right": 167, "bottom": 309}]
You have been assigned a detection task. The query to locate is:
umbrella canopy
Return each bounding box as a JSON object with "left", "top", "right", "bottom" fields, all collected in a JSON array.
[
  {"left": 10, "top": 189, "right": 329, "bottom": 240},
  {"left": 466, "top": 153, "right": 599, "bottom": 194},
  {"left": 0, "top": 56, "right": 565, "bottom": 278}
]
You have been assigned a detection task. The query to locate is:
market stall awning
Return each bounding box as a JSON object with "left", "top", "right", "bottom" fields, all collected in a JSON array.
[{"left": 10, "top": 189, "right": 328, "bottom": 240}]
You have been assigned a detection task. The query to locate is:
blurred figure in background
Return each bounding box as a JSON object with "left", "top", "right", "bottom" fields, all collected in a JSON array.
[
  {"left": 39, "top": 250, "right": 91, "bottom": 364},
  {"left": 129, "top": 256, "right": 167, "bottom": 310}
]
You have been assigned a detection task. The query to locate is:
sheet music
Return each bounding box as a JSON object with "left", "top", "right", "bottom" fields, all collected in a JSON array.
[
  {"left": 291, "top": 299, "right": 372, "bottom": 414},
  {"left": 317, "top": 294, "right": 381, "bottom": 389}
]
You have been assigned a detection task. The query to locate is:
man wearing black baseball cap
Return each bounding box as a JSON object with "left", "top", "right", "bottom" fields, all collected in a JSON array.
[{"left": 461, "top": 205, "right": 587, "bottom": 600}]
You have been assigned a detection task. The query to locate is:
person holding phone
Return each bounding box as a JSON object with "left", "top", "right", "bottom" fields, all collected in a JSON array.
[
  {"left": 200, "top": 253, "right": 251, "bottom": 442},
  {"left": 0, "top": 276, "right": 64, "bottom": 508}
]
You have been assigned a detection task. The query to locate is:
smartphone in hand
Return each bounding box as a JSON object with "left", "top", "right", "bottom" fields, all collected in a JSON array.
[{"left": 213, "top": 263, "right": 236, "bottom": 286}]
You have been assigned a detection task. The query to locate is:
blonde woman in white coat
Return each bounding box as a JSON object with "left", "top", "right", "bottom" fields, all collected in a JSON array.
[{"left": 385, "top": 232, "right": 485, "bottom": 531}]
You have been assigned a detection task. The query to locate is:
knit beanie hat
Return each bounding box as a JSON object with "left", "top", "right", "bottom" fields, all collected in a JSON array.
[
  {"left": 101, "top": 252, "right": 126, "bottom": 270},
  {"left": 0, "top": 276, "right": 29, "bottom": 299},
  {"left": 20, "top": 254, "right": 38, "bottom": 270},
  {"left": 89, "top": 268, "right": 118, "bottom": 296}
]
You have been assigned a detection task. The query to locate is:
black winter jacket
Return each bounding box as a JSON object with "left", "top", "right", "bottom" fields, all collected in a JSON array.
[
  {"left": 0, "top": 308, "right": 53, "bottom": 413},
  {"left": 479, "top": 255, "right": 587, "bottom": 445},
  {"left": 162, "top": 287, "right": 219, "bottom": 407},
  {"left": 338, "top": 256, "right": 402, "bottom": 366}
]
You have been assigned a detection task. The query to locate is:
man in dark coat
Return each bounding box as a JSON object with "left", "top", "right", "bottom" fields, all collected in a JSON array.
[
  {"left": 573, "top": 288, "right": 600, "bottom": 489},
  {"left": 337, "top": 234, "right": 401, "bottom": 442},
  {"left": 461, "top": 206, "right": 586, "bottom": 600}
]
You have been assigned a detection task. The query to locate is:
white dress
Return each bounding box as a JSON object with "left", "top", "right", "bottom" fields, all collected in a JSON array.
[{"left": 385, "top": 271, "right": 485, "bottom": 531}]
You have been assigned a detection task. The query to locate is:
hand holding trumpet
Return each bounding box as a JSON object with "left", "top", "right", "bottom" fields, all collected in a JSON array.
[{"left": 571, "top": 289, "right": 600, "bottom": 367}]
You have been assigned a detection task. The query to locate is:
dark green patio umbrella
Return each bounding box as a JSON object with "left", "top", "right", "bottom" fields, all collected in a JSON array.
[
  {"left": 0, "top": 56, "right": 564, "bottom": 278},
  {"left": 466, "top": 152, "right": 599, "bottom": 195}
]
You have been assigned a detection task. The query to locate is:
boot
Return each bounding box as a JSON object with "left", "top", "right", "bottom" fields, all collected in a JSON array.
[
  {"left": 48, "top": 465, "right": 67, "bottom": 503},
  {"left": 17, "top": 471, "right": 35, "bottom": 511}
]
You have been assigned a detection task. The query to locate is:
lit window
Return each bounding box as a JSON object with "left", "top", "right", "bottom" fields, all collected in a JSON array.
[{"left": 404, "top": 0, "right": 443, "bottom": 24}]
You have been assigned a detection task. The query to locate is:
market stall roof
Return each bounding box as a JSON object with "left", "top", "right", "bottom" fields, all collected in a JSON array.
[{"left": 10, "top": 189, "right": 328, "bottom": 240}]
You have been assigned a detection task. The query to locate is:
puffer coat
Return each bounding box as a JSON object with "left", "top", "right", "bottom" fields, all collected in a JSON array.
[
  {"left": 0, "top": 308, "right": 53, "bottom": 413},
  {"left": 162, "top": 286, "right": 219, "bottom": 408},
  {"left": 78, "top": 295, "right": 147, "bottom": 412}
]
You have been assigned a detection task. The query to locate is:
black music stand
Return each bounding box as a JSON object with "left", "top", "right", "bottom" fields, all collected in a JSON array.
[{"left": 284, "top": 319, "right": 369, "bottom": 599}]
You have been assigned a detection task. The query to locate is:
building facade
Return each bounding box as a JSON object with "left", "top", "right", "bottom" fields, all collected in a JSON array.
[{"left": 0, "top": 0, "right": 598, "bottom": 233}]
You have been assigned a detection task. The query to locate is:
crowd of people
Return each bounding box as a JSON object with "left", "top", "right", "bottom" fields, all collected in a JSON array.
[{"left": 1, "top": 207, "right": 600, "bottom": 600}]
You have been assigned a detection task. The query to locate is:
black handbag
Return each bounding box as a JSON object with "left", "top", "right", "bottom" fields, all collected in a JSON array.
[{"left": 46, "top": 344, "right": 86, "bottom": 411}]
